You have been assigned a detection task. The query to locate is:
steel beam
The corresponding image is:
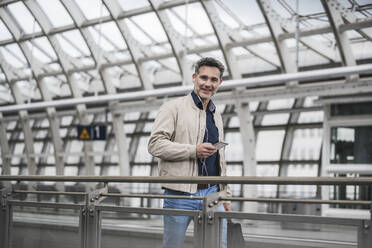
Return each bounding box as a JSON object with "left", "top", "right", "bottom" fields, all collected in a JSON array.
[
  {"left": 257, "top": 0, "right": 297, "bottom": 74},
  {"left": 235, "top": 101, "right": 257, "bottom": 212},
  {"left": 0, "top": 113, "right": 11, "bottom": 175},
  {"left": 321, "top": 0, "right": 356, "bottom": 69},
  {"left": 149, "top": 0, "right": 193, "bottom": 85},
  {"left": 1, "top": 63, "right": 370, "bottom": 113},
  {"left": 102, "top": 0, "right": 154, "bottom": 91},
  {"left": 0, "top": 187, "right": 12, "bottom": 248}
]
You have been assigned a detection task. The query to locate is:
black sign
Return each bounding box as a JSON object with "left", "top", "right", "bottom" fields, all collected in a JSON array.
[{"left": 77, "top": 125, "right": 106, "bottom": 140}]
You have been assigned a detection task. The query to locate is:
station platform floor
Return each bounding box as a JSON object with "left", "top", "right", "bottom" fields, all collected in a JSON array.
[{"left": 11, "top": 210, "right": 357, "bottom": 248}]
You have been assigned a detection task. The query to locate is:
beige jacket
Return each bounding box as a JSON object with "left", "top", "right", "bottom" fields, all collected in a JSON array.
[{"left": 148, "top": 93, "right": 231, "bottom": 197}]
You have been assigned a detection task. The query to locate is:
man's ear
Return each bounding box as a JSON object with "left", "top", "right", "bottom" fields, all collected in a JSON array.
[{"left": 192, "top": 74, "right": 197, "bottom": 82}]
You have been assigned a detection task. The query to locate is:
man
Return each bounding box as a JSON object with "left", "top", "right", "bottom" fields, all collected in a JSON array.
[{"left": 148, "top": 57, "right": 231, "bottom": 248}]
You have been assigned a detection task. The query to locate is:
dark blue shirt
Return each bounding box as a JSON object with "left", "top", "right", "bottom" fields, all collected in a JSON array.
[{"left": 191, "top": 91, "right": 219, "bottom": 176}]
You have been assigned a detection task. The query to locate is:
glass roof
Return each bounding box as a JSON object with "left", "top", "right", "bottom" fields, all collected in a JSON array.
[{"left": 0, "top": 0, "right": 372, "bottom": 203}]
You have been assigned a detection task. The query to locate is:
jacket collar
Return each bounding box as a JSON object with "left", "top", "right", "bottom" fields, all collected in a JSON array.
[{"left": 191, "top": 91, "right": 216, "bottom": 113}]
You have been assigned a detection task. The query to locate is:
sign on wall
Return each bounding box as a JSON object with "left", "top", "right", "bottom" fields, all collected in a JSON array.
[{"left": 77, "top": 125, "right": 106, "bottom": 140}]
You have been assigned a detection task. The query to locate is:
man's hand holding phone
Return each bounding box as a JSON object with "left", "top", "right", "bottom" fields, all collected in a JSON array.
[
  {"left": 213, "top": 141, "right": 228, "bottom": 150},
  {"left": 196, "top": 143, "right": 217, "bottom": 158}
]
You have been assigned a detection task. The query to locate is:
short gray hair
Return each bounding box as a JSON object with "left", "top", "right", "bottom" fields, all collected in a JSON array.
[{"left": 194, "top": 57, "right": 225, "bottom": 79}]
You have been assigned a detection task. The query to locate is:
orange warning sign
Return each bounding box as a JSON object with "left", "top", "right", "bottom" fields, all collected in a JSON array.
[{"left": 79, "top": 128, "right": 91, "bottom": 140}]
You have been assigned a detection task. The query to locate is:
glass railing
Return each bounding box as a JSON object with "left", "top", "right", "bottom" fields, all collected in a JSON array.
[{"left": 0, "top": 176, "right": 371, "bottom": 248}]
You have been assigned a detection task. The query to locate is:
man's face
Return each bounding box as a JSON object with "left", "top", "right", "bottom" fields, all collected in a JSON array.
[{"left": 192, "top": 66, "right": 222, "bottom": 102}]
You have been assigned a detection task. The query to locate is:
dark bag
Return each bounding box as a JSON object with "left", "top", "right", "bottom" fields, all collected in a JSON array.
[{"left": 227, "top": 219, "right": 245, "bottom": 248}]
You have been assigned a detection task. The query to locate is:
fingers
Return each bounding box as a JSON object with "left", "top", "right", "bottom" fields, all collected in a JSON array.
[
  {"left": 196, "top": 143, "right": 217, "bottom": 158},
  {"left": 223, "top": 203, "right": 231, "bottom": 212}
]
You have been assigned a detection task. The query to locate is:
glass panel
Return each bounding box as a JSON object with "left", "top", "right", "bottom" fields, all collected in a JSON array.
[
  {"left": 351, "top": 40, "right": 372, "bottom": 60},
  {"left": 267, "top": 99, "right": 294, "bottom": 110},
  {"left": 32, "top": 37, "right": 58, "bottom": 61},
  {"left": 75, "top": 0, "right": 109, "bottom": 20},
  {"left": 219, "top": 0, "right": 265, "bottom": 26},
  {"left": 331, "top": 102, "right": 372, "bottom": 116},
  {"left": 226, "top": 164, "right": 242, "bottom": 196},
  {"left": 298, "top": 111, "right": 323, "bottom": 123},
  {"left": 123, "top": 18, "right": 152, "bottom": 45},
  {"left": 117, "top": 0, "right": 150, "bottom": 11},
  {"left": 261, "top": 113, "right": 289, "bottom": 125},
  {"left": 7, "top": 2, "right": 42, "bottom": 34},
  {"left": 256, "top": 130, "right": 285, "bottom": 161},
  {"left": 56, "top": 30, "right": 91, "bottom": 57},
  {"left": 331, "top": 126, "right": 372, "bottom": 164},
  {"left": 0, "top": 20, "right": 12, "bottom": 41},
  {"left": 225, "top": 132, "right": 243, "bottom": 161},
  {"left": 134, "top": 137, "right": 153, "bottom": 163},
  {"left": 37, "top": 0, "right": 74, "bottom": 27},
  {"left": 11, "top": 205, "right": 80, "bottom": 248},
  {"left": 257, "top": 164, "right": 279, "bottom": 198},
  {"left": 24, "top": 41, "right": 52, "bottom": 64},
  {"left": 130, "top": 12, "right": 168, "bottom": 43},
  {"left": 0, "top": 44, "right": 27, "bottom": 68},
  {"left": 117, "top": 64, "right": 141, "bottom": 89},
  {"left": 170, "top": 2, "right": 214, "bottom": 36},
  {"left": 92, "top": 22, "right": 127, "bottom": 51},
  {"left": 286, "top": 164, "right": 318, "bottom": 198},
  {"left": 290, "top": 129, "right": 322, "bottom": 160}
]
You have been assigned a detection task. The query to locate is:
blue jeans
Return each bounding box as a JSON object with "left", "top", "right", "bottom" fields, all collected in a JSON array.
[{"left": 163, "top": 185, "right": 227, "bottom": 248}]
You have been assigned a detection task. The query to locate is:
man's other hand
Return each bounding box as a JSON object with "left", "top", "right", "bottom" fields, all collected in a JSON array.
[
  {"left": 196, "top": 143, "right": 217, "bottom": 158},
  {"left": 223, "top": 203, "right": 231, "bottom": 211}
]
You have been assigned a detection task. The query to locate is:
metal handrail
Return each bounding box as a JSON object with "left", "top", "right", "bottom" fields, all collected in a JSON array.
[
  {"left": 13, "top": 190, "right": 86, "bottom": 196},
  {"left": 8, "top": 191, "right": 372, "bottom": 205},
  {"left": 1, "top": 175, "right": 372, "bottom": 185}
]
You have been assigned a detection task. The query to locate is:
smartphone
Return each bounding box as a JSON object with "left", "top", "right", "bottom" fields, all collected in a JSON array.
[{"left": 213, "top": 141, "right": 228, "bottom": 150}]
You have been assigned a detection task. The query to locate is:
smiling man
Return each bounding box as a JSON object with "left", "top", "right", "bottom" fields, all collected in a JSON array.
[{"left": 148, "top": 57, "right": 231, "bottom": 248}]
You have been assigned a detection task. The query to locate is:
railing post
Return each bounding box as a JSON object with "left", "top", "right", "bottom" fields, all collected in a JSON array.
[
  {"left": 357, "top": 220, "right": 372, "bottom": 248},
  {"left": 203, "top": 192, "right": 220, "bottom": 248},
  {"left": 0, "top": 187, "right": 12, "bottom": 248},
  {"left": 79, "top": 184, "right": 108, "bottom": 248},
  {"left": 357, "top": 202, "right": 372, "bottom": 248},
  {"left": 193, "top": 212, "right": 204, "bottom": 248}
]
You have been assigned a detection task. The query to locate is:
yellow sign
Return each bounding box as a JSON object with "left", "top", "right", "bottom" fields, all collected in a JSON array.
[{"left": 79, "top": 128, "right": 91, "bottom": 140}]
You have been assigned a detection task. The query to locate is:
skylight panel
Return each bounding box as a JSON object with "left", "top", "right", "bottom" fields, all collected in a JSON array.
[
  {"left": 117, "top": 0, "right": 150, "bottom": 11},
  {"left": 130, "top": 13, "right": 167, "bottom": 43},
  {"left": 270, "top": 0, "right": 293, "bottom": 19},
  {"left": 0, "top": 20, "right": 12, "bottom": 41},
  {"left": 93, "top": 22, "right": 127, "bottom": 50},
  {"left": 25, "top": 41, "right": 52, "bottom": 63},
  {"left": 75, "top": 0, "right": 109, "bottom": 20},
  {"left": 284, "top": 0, "right": 324, "bottom": 17},
  {"left": 170, "top": 2, "right": 214, "bottom": 36},
  {"left": 0, "top": 70, "right": 5, "bottom": 81},
  {"left": 0, "top": 44, "right": 26, "bottom": 68},
  {"left": 32, "top": 37, "right": 57, "bottom": 60},
  {"left": 351, "top": 41, "right": 372, "bottom": 60},
  {"left": 123, "top": 18, "right": 152, "bottom": 45},
  {"left": 55, "top": 34, "right": 81, "bottom": 57},
  {"left": 218, "top": 0, "right": 265, "bottom": 26},
  {"left": 56, "top": 30, "right": 91, "bottom": 57},
  {"left": 213, "top": 1, "right": 239, "bottom": 29},
  {"left": 0, "top": 84, "right": 13, "bottom": 103},
  {"left": 36, "top": 0, "right": 73, "bottom": 28},
  {"left": 89, "top": 26, "right": 115, "bottom": 52},
  {"left": 7, "top": 2, "right": 42, "bottom": 34}
]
